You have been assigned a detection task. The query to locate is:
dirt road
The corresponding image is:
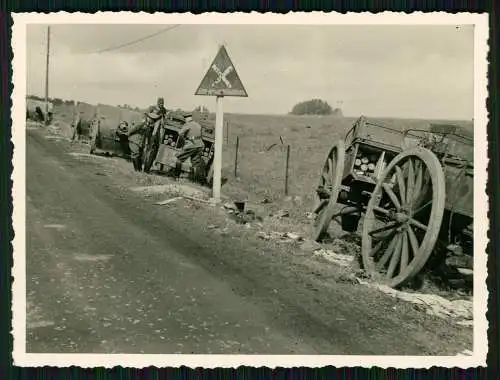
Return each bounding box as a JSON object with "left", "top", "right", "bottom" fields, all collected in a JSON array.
[{"left": 26, "top": 126, "right": 472, "bottom": 355}]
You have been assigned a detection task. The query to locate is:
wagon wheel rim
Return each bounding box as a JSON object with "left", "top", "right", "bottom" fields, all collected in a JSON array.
[
  {"left": 361, "top": 147, "right": 445, "bottom": 288},
  {"left": 311, "top": 140, "right": 345, "bottom": 241}
]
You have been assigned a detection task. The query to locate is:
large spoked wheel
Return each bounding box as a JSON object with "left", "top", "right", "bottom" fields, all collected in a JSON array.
[
  {"left": 311, "top": 140, "right": 345, "bottom": 241},
  {"left": 361, "top": 147, "right": 445, "bottom": 288},
  {"left": 88, "top": 119, "right": 100, "bottom": 154}
]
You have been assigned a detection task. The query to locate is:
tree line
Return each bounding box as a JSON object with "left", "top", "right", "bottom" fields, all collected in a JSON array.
[{"left": 290, "top": 99, "right": 341, "bottom": 116}]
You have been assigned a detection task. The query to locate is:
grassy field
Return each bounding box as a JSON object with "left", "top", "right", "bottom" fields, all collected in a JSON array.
[
  {"left": 50, "top": 101, "right": 474, "bottom": 224},
  {"left": 220, "top": 113, "right": 473, "bottom": 210}
]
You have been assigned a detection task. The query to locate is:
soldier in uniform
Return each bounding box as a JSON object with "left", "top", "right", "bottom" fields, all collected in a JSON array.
[
  {"left": 126, "top": 114, "right": 153, "bottom": 172},
  {"left": 174, "top": 112, "right": 205, "bottom": 181},
  {"left": 125, "top": 97, "right": 168, "bottom": 172},
  {"left": 150, "top": 97, "right": 168, "bottom": 118}
]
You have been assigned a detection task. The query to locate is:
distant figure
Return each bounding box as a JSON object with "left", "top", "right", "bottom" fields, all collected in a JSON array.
[
  {"left": 149, "top": 97, "right": 168, "bottom": 118},
  {"left": 46, "top": 102, "right": 54, "bottom": 125},
  {"left": 174, "top": 112, "right": 204, "bottom": 181}
]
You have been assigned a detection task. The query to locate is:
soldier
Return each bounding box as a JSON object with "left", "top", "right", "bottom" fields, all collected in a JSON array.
[
  {"left": 174, "top": 112, "right": 205, "bottom": 181},
  {"left": 126, "top": 114, "right": 153, "bottom": 172},
  {"left": 150, "top": 97, "right": 168, "bottom": 118}
]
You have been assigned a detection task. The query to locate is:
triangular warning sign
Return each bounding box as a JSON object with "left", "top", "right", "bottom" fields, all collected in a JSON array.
[{"left": 195, "top": 45, "right": 248, "bottom": 97}]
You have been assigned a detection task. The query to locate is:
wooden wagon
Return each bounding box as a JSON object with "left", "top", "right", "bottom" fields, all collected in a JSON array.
[{"left": 312, "top": 116, "right": 474, "bottom": 288}]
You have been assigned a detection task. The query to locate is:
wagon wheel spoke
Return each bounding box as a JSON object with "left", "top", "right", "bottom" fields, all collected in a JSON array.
[
  {"left": 373, "top": 205, "right": 390, "bottom": 215},
  {"left": 387, "top": 233, "right": 404, "bottom": 278},
  {"left": 412, "top": 200, "right": 432, "bottom": 216},
  {"left": 406, "top": 158, "right": 415, "bottom": 205},
  {"left": 382, "top": 183, "right": 402, "bottom": 210},
  {"left": 399, "top": 231, "right": 409, "bottom": 272},
  {"left": 368, "top": 222, "right": 401, "bottom": 237},
  {"left": 395, "top": 165, "right": 406, "bottom": 205},
  {"left": 407, "top": 226, "right": 420, "bottom": 257},
  {"left": 409, "top": 218, "right": 428, "bottom": 232},
  {"left": 369, "top": 240, "right": 384, "bottom": 257},
  {"left": 376, "top": 234, "right": 400, "bottom": 270},
  {"left": 411, "top": 160, "right": 424, "bottom": 205}
]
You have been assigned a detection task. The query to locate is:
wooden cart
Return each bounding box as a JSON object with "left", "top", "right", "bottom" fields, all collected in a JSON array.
[{"left": 312, "top": 116, "right": 474, "bottom": 288}]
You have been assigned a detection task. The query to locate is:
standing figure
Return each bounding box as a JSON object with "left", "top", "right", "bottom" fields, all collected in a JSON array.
[
  {"left": 127, "top": 114, "right": 152, "bottom": 172},
  {"left": 174, "top": 112, "right": 205, "bottom": 181},
  {"left": 150, "top": 97, "right": 168, "bottom": 119}
]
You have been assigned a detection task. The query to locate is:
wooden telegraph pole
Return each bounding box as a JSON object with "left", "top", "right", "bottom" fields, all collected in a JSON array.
[
  {"left": 44, "top": 26, "right": 51, "bottom": 123},
  {"left": 195, "top": 45, "right": 247, "bottom": 203}
]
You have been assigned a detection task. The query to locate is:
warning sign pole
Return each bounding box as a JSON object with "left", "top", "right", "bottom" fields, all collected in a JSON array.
[
  {"left": 194, "top": 45, "right": 247, "bottom": 204},
  {"left": 213, "top": 95, "right": 224, "bottom": 202}
]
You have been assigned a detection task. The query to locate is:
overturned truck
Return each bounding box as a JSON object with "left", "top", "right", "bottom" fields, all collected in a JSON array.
[{"left": 87, "top": 108, "right": 216, "bottom": 186}]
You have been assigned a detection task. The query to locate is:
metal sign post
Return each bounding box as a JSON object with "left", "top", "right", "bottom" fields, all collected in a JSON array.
[
  {"left": 213, "top": 96, "right": 224, "bottom": 201},
  {"left": 195, "top": 45, "right": 247, "bottom": 203}
]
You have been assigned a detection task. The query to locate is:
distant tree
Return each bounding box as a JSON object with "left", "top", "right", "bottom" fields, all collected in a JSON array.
[{"left": 290, "top": 99, "right": 333, "bottom": 116}]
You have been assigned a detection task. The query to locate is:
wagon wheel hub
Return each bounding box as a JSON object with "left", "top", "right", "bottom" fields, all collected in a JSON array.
[{"left": 392, "top": 212, "right": 410, "bottom": 223}]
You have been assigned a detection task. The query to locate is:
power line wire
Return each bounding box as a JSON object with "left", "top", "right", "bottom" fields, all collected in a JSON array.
[{"left": 94, "top": 24, "right": 181, "bottom": 54}]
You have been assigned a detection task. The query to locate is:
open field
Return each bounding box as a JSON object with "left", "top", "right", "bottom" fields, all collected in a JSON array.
[
  {"left": 50, "top": 100, "right": 473, "bottom": 204},
  {"left": 48, "top": 100, "right": 474, "bottom": 241}
]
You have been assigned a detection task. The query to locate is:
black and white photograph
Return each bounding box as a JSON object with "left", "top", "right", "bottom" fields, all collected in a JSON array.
[{"left": 11, "top": 12, "right": 489, "bottom": 368}]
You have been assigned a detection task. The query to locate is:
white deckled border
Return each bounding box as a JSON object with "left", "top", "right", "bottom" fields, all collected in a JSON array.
[{"left": 11, "top": 11, "right": 490, "bottom": 369}]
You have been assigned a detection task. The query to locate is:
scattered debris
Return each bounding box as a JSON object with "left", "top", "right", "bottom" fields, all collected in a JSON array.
[
  {"left": 335, "top": 273, "right": 360, "bottom": 285},
  {"left": 285, "top": 232, "right": 303, "bottom": 241},
  {"left": 155, "top": 197, "right": 183, "bottom": 206},
  {"left": 313, "top": 249, "right": 354, "bottom": 267},
  {"left": 183, "top": 195, "right": 213, "bottom": 204},
  {"left": 68, "top": 152, "right": 107, "bottom": 160},
  {"left": 357, "top": 278, "right": 473, "bottom": 325},
  {"left": 131, "top": 183, "right": 208, "bottom": 200},
  {"left": 299, "top": 239, "right": 322, "bottom": 253},
  {"left": 260, "top": 198, "right": 271, "bottom": 204},
  {"left": 257, "top": 231, "right": 303, "bottom": 243},
  {"left": 305, "top": 212, "right": 315, "bottom": 220},
  {"left": 223, "top": 202, "right": 238, "bottom": 211},
  {"left": 270, "top": 209, "right": 290, "bottom": 218}
]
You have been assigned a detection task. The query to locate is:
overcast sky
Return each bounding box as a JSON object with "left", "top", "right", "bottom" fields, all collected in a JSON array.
[{"left": 26, "top": 24, "right": 474, "bottom": 119}]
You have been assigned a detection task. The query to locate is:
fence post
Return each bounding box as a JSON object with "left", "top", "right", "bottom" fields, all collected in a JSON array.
[
  {"left": 234, "top": 136, "right": 240, "bottom": 178},
  {"left": 285, "top": 144, "right": 290, "bottom": 196}
]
